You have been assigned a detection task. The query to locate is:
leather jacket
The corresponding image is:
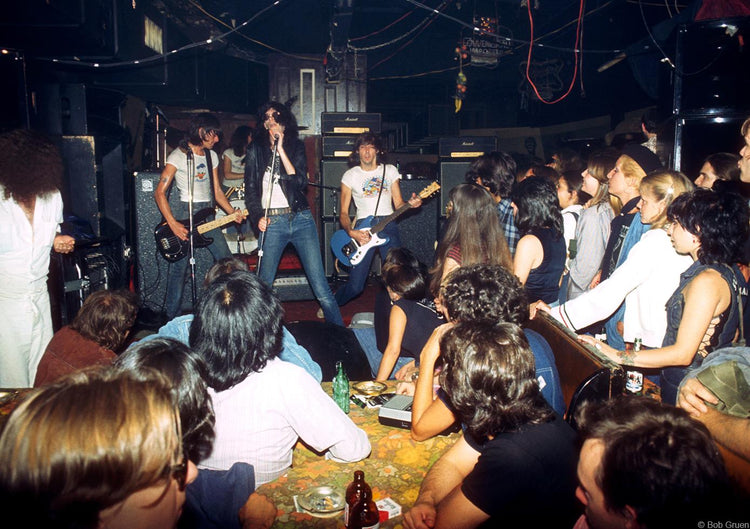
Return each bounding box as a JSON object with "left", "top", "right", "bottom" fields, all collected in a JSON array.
[{"left": 243, "top": 138, "right": 309, "bottom": 229}]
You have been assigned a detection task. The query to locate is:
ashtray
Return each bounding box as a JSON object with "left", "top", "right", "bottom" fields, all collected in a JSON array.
[
  {"left": 297, "top": 486, "right": 345, "bottom": 513},
  {"left": 353, "top": 381, "right": 387, "bottom": 396}
]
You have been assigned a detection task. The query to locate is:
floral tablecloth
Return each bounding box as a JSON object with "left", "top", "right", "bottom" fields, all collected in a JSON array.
[{"left": 257, "top": 382, "right": 460, "bottom": 529}]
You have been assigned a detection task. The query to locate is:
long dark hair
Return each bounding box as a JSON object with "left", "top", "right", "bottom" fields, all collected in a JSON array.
[
  {"left": 256, "top": 101, "right": 299, "bottom": 148},
  {"left": 429, "top": 183, "right": 512, "bottom": 295},
  {"left": 511, "top": 176, "right": 563, "bottom": 238},
  {"left": 229, "top": 125, "right": 253, "bottom": 157},
  {"left": 189, "top": 271, "right": 284, "bottom": 391},
  {"left": 185, "top": 112, "right": 221, "bottom": 147},
  {"left": 0, "top": 129, "right": 63, "bottom": 204}
]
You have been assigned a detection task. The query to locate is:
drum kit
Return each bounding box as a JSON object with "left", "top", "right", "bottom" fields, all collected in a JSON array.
[{"left": 215, "top": 184, "right": 258, "bottom": 254}]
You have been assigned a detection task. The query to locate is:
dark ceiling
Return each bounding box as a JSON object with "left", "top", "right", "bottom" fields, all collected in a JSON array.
[{"left": 1, "top": 0, "right": 749, "bottom": 137}]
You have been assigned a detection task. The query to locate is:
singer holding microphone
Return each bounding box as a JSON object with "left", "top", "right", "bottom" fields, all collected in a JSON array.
[
  {"left": 244, "top": 102, "right": 344, "bottom": 326},
  {"left": 155, "top": 113, "right": 246, "bottom": 319}
]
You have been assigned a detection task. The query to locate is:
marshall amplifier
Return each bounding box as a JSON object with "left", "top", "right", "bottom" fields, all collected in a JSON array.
[
  {"left": 321, "top": 112, "right": 381, "bottom": 134},
  {"left": 438, "top": 136, "right": 497, "bottom": 158},
  {"left": 322, "top": 135, "right": 358, "bottom": 158}
]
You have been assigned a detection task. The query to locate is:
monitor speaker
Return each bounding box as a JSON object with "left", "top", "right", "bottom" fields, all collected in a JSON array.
[
  {"left": 439, "top": 161, "right": 472, "bottom": 215},
  {"left": 398, "top": 178, "right": 439, "bottom": 267},
  {"left": 320, "top": 159, "right": 355, "bottom": 218},
  {"left": 133, "top": 171, "right": 215, "bottom": 315}
]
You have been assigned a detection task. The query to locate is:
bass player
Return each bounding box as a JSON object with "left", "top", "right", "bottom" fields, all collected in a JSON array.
[
  {"left": 154, "top": 112, "right": 246, "bottom": 318},
  {"left": 334, "top": 132, "right": 421, "bottom": 307}
]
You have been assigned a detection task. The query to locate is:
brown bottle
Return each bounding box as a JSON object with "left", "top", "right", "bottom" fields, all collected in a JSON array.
[
  {"left": 349, "top": 492, "right": 380, "bottom": 529},
  {"left": 345, "top": 470, "right": 371, "bottom": 528}
]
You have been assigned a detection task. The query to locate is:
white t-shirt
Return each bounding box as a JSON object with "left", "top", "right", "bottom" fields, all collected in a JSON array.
[
  {"left": 166, "top": 148, "right": 219, "bottom": 203},
  {"left": 222, "top": 148, "right": 245, "bottom": 187},
  {"left": 341, "top": 164, "right": 401, "bottom": 219},
  {"left": 261, "top": 152, "right": 290, "bottom": 209}
]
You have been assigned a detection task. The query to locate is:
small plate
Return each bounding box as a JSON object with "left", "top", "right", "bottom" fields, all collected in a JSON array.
[
  {"left": 353, "top": 381, "right": 387, "bottom": 396},
  {"left": 297, "top": 486, "right": 345, "bottom": 513}
]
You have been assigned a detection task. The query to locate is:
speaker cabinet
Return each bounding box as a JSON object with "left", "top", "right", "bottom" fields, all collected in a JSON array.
[
  {"left": 398, "top": 178, "right": 439, "bottom": 267},
  {"left": 133, "top": 171, "right": 215, "bottom": 315},
  {"left": 673, "top": 114, "right": 748, "bottom": 178},
  {"left": 323, "top": 220, "right": 348, "bottom": 278},
  {"left": 320, "top": 159, "right": 355, "bottom": 218},
  {"left": 439, "top": 161, "right": 472, "bottom": 215}
]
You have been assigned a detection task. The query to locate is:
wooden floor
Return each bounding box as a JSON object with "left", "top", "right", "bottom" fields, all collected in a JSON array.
[{"left": 281, "top": 276, "right": 381, "bottom": 326}]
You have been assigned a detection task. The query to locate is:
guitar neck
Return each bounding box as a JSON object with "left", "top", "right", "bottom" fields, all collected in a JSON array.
[
  {"left": 370, "top": 204, "right": 412, "bottom": 234},
  {"left": 196, "top": 209, "right": 248, "bottom": 234}
]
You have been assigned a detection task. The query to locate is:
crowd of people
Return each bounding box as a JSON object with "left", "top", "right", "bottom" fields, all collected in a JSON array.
[{"left": 1, "top": 110, "right": 749, "bottom": 529}]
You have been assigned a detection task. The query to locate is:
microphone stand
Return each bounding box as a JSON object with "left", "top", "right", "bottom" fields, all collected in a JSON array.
[
  {"left": 186, "top": 147, "right": 198, "bottom": 307},
  {"left": 256, "top": 134, "right": 280, "bottom": 275}
]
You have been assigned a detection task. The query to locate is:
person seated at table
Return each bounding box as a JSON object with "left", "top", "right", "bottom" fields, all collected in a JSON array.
[
  {"left": 134, "top": 257, "right": 322, "bottom": 382},
  {"left": 403, "top": 322, "right": 579, "bottom": 529},
  {"left": 404, "top": 264, "right": 565, "bottom": 441},
  {"left": 578, "top": 189, "right": 749, "bottom": 405},
  {"left": 34, "top": 288, "right": 139, "bottom": 387},
  {"left": 351, "top": 247, "right": 443, "bottom": 382},
  {"left": 189, "top": 271, "right": 370, "bottom": 485},
  {"left": 677, "top": 345, "right": 750, "bottom": 462},
  {"left": 0, "top": 367, "right": 197, "bottom": 529},
  {"left": 116, "top": 337, "right": 276, "bottom": 529},
  {"left": 574, "top": 396, "right": 732, "bottom": 529}
]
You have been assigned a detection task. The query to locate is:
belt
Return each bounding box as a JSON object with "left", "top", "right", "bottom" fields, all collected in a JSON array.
[{"left": 267, "top": 207, "right": 293, "bottom": 216}]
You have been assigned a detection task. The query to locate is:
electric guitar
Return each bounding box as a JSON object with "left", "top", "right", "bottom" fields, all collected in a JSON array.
[
  {"left": 154, "top": 207, "right": 248, "bottom": 262},
  {"left": 330, "top": 181, "right": 440, "bottom": 267}
]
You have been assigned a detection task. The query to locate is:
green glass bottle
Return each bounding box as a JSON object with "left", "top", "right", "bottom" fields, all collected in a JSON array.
[{"left": 333, "top": 360, "right": 350, "bottom": 413}]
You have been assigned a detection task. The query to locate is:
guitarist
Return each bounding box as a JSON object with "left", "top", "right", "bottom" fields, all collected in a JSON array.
[
  {"left": 334, "top": 132, "right": 422, "bottom": 307},
  {"left": 154, "top": 113, "right": 246, "bottom": 318}
]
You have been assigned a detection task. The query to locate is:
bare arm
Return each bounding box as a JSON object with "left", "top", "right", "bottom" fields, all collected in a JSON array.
[
  {"left": 513, "top": 234, "right": 543, "bottom": 285},
  {"left": 403, "top": 435, "right": 480, "bottom": 529},
  {"left": 238, "top": 492, "right": 276, "bottom": 529},
  {"left": 433, "top": 486, "right": 489, "bottom": 529},
  {"left": 154, "top": 164, "right": 188, "bottom": 241},
  {"left": 375, "top": 305, "right": 408, "bottom": 381},
  {"left": 440, "top": 257, "right": 460, "bottom": 286},
  {"left": 391, "top": 179, "right": 422, "bottom": 210},
  {"left": 223, "top": 154, "right": 245, "bottom": 181}
]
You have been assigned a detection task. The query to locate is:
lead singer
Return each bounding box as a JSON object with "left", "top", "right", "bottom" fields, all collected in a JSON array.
[{"left": 244, "top": 102, "right": 343, "bottom": 325}]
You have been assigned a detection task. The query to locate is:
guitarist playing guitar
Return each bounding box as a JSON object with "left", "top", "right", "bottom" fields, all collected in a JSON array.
[
  {"left": 154, "top": 113, "right": 246, "bottom": 318},
  {"left": 334, "top": 132, "right": 422, "bottom": 307}
]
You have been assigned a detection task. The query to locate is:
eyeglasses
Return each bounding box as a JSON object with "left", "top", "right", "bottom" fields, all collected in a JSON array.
[
  {"left": 170, "top": 456, "right": 189, "bottom": 492},
  {"left": 263, "top": 111, "right": 280, "bottom": 122}
]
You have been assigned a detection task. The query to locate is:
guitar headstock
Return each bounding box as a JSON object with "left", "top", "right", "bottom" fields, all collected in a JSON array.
[{"left": 418, "top": 182, "right": 441, "bottom": 199}]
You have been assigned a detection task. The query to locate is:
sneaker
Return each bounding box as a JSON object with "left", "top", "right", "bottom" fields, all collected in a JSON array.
[{"left": 316, "top": 308, "right": 324, "bottom": 319}]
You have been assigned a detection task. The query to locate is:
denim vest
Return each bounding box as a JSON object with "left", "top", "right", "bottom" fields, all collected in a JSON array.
[{"left": 660, "top": 261, "right": 746, "bottom": 404}]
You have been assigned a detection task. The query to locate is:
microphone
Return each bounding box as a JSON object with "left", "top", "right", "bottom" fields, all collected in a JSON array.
[
  {"left": 274, "top": 134, "right": 280, "bottom": 140},
  {"left": 186, "top": 148, "right": 193, "bottom": 159}
]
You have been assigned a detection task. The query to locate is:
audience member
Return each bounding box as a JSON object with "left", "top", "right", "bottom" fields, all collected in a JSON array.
[
  {"left": 34, "top": 289, "right": 138, "bottom": 387},
  {"left": 189, "top": 271, "right": 370, "bottom": 485},
  {"left": 539, "top": 170, "right": 693, "bottom": 349},
  {"left": 511, "top": 176, "right": 566, "bottom": 304},
  {"left": 134, "top": 257, "right": 323, "bottom": 382},
  {"left": 407, "top": 265, "right": 564, "bottom": 441},
  {"left": 598, "top": 144, "right": 663, "bottom": 349},
  {"left": 695, "top": 152, "right": 741, "bottom": 189},
  {"left": 0, "top": 129, "right": 75, "bottom": 387},
  {"left": 428, "top": 183, "right": 512, "bottom": 297},
  {"left": 557, "top": 171, "right": 586, "bottom": 269},
  {"left": 548, "top": 146, "right": 586, "bottom": 175},
  {"left": 575, "top": 396, "right": 732, "bottom": 529},
  {"left": 403, "top": 322, "right": 578, "bottom": 529},
  {"left": 334, "top": 132, "right": 421, "bottom": 307},
  {"left": 523, "top": 163, "right": 560, "bottom": 183},
  {"left": 740, "top": 116, "right": 750, "bottom": 183},
  {"left": 465, "top": 151, "right": 520, "bottom": 256},
  {"left": 0, "top": 368, "right": 196, "bottom": 529},
  {"left": 117, "top": 338, "right": 276, "bottom": 529},
  {"left": 351, "top": 248, "right": 442, "bottom": 381},
  {"left": 678, "top": 345, "right": 750, "bottom": 462},
  {"left": 580, "top": 189, "right": 749, "bottom": 404},
  {"left": 562, "top": 150, "right": 620, "bottom": 302}
]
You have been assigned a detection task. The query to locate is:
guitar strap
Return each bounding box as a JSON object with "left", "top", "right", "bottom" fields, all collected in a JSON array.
[
  {"left": 372, "top": 164, "right": 386, "bottom": 218},
  {"left": 204, "top": 147, "right": 216, "bottom": 206}
]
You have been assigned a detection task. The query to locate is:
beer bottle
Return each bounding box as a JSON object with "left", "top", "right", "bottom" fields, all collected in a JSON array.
[
  {"left": 349, "top": 492, "right": 380, "bottom": 529},
  {"left": 345, "top": 470, "right": 372, "bottom": 527},
  {"left": 333, "top": 361, "right": 350, "bottom": 414},
  {"left": 625, "top": 337, "right": 644, "bottom": 396}
]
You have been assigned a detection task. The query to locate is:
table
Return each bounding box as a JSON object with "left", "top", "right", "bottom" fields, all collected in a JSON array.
[{"left": 256, "top": 382, "right": 460, "bottom": 528}]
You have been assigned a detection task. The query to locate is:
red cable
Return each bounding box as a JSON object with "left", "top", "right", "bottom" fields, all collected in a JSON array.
[{"left": 525, "top": 0, "right": 585, "bottom": 104}]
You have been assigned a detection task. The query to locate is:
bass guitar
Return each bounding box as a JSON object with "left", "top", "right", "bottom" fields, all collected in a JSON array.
[
  {"left": 330, "top": 181, "right": 440, "bottom": 267},
  {"left": 154, "top": 207, "right": 248, "bottom": 262}
]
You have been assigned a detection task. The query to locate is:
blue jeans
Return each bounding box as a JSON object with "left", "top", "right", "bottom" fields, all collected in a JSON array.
[
  {"left": 351, "top": 327, "right": 414, "bottom": 378},
  {"left": 335, "top": 218, "right": 401, "bottom": 306},
  {"left": 258, "top": 209, "right": 343, "bottom": 326},
  {"left": 165, "top": 201, "right": 232, "bottom": 319},
  {"left": 604, "top": 303, "right": 626, "bottom": 351}
]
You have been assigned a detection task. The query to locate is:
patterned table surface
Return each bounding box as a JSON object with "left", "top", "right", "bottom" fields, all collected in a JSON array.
[{"left": 256, "top": 382, "right": 460, "bottom": 529}]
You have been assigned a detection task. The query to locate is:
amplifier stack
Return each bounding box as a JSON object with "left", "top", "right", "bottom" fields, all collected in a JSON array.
[{"left": 438, "top": 136, "right": 497, "bottom": 215}]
